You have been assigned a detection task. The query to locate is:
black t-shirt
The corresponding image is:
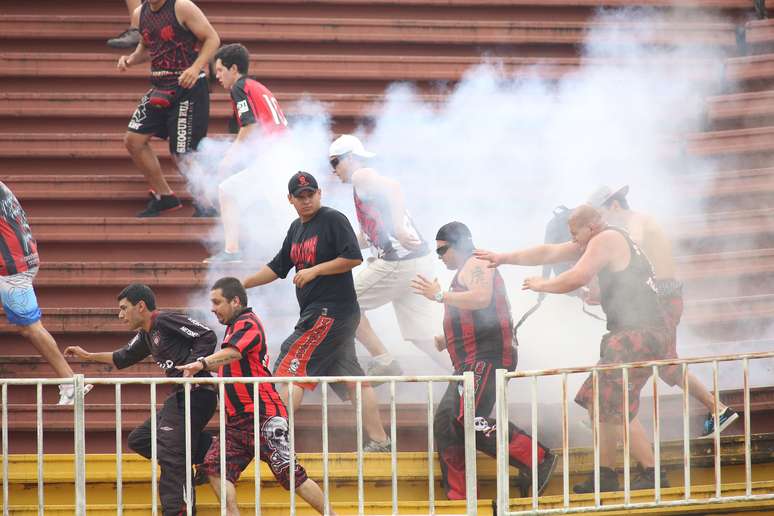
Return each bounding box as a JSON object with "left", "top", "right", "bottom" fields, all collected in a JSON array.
[
  {"left": 268, "top": 206, "right": 362, "bottom": 314},
  {"left": 112, "top": 311, "right": 217, "bottom": 382}
]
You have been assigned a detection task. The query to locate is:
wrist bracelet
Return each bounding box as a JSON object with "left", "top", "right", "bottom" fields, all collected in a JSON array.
[{"left": 197, "top": 357, "right": 208, "bottom": 371}]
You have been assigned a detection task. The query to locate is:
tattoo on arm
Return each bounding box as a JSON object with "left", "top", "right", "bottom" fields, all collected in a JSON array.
[
  {"left": 203, "top": 350, "right": 241, "bottom": 369},
  {"left": 471, "top": 266, "right": 484, "bottom": 285}
]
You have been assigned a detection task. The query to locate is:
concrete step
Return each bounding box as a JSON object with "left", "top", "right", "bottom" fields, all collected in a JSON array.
[
  {"left": 678, "top": 248, "right": 774, "bottom": 299},
  {"left": 0, "top": 52, "right": 723, "bottom": 93},
  {"left": 4, "top": 0, "right": 762, "bottom": 20},
  {"left": 0, "top": 15, "right": 738, "bottom": 53},
  {"left": 745, "top": 18, "right": 774, "bottom": 54},
  {"left": 28, "top": 217, "right": 214, "bottom": 261},
  {"left": 29, "top": 261, "right": 253, "bottom": 307},
  {"left": 3, "top": 435, "right": 774, "bottom": 510},
  {"left": 725, "top": 52, "right": 774, "bottom": 91},
  {"left": 706, "top": 90, "right": 774, "bottom": 129},
  {"left": 0, "top": 91, "right": 373, "bottom": 134}
]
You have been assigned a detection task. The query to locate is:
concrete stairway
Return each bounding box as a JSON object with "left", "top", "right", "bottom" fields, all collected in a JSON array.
[{"left": 0, "top": 0, "right": 773, "bottom": 463}]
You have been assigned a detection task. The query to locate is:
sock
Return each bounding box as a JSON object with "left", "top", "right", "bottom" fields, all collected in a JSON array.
[{"left": 374, "top": 353, "right": 393, "bottom": 366}]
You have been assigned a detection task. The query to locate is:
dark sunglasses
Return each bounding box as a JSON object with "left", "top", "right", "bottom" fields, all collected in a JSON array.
[
  {"left": 329, "top": 152, "right": 351, "bottom": 171},
  {"left": 436, "top": 244, "right": 451, "bottom": 257}
]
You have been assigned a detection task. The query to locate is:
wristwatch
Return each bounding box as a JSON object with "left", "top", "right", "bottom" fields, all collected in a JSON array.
[
  {"left": 433, "top": 290, "right": 444, "bottom": 303},
  {"left": 197, "top": 357, "right": 208, "bottom": 371}
]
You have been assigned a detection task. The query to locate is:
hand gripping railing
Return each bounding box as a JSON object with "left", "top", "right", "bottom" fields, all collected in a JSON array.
[
  {"left": 1, "top": 372, "right": 479, "bottom": 516},
  {"left": 494, "top": 351, "right": 774, "bottom": 515}
]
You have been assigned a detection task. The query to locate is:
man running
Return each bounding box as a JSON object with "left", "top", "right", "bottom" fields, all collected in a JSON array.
[
  {"left": 119, "top": 0, "right": 220, "bottom": 217},
  {"left": 476, "top": 205, "right": 670, "bottom": 492},
  {"left": 412, "top": 222, "right": 556, "bottom": 500},
  {"left": 204, "top": 43, "right": 289, "bottom": 264},
  {"left": 178, "top": 277, "right": 333, "bottom": 515},
  {"left": 64, "top": 284, "right": 217, "bottom": 515},
  {"left": 0, "top": 181, "right": 88, "bottom": 405},
  {"left": 243, "top": 171, "right": 392, "bottom": 452},
  {"left": 329, "top": 134, "right": 447, "bottom": 377},
  {"left": 588, "top": 185, "right": 738, "bottom": 437}
]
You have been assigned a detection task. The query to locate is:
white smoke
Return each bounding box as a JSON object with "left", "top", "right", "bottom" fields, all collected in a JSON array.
[{"left": 184, "top": 8, "right": 760, "bottom": 437}]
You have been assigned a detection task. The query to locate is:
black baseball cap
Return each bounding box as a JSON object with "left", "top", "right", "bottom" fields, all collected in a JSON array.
[
  {"left": 288, "top": 171, "right": 319, "bottom": 196},
  {"left": 436, "top": 221, "right": 473, "bottom": 246}
]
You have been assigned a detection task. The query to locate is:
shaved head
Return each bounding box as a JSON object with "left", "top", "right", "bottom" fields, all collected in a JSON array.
[
  {"left": 570, "top": 205, "right": 602, "bottom": 227},
  {"left": 568, "top": 205, "right": 606, "bottom": 247}
]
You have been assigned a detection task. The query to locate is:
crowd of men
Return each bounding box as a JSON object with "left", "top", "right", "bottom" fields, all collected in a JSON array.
[{"left": 0, "top": 0, "right": 739, "bottom": 513}]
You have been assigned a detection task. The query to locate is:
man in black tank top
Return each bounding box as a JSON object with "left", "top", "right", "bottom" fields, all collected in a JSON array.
[
  {"left": 412, "top": 222, "right": 556, "bottom": 500},
  {"left": 476, "top": 205, "right": 670, "bottom": 493},
  {"left": 118, "top": 0, "right": 220, "bottom": 217}
]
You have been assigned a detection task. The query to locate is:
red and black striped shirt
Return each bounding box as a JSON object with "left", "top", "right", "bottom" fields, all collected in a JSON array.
[
  {"left": 0, "top": 182, "right": 38, "bottom": 276},
  {"left": 220, "top": 308, "right": 286, "bottom": 418},
  {"left": 443, "top": 257, "right": 515, "bottom": 371}
]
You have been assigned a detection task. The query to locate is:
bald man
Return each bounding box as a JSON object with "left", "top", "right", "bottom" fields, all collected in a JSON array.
[
  {"left": 476, "top": 205, "right": 669, "bottom": 493},
  {"left": 588, "top": 185, "right": 737, "bottom": 437}
]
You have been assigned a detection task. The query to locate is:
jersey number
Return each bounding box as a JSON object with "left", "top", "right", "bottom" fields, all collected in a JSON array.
[{"left": 263, "top": 94, "right": 288, "bottom": 126}]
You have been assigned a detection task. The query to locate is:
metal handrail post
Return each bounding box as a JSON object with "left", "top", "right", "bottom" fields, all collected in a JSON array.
[{"left": 463, "top": 371, "right": 478, "bottom": 516}]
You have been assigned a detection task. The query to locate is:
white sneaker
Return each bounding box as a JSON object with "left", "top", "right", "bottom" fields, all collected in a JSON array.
[{"left": 57, "top": 383, "right": 94, "bottom": 405}]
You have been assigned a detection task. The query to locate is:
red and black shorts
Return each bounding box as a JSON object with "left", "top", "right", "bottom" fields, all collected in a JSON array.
[
  {"left": 575, "top": 327, "right": 669, "bottom": 422},
  {"left": 201, "top": 412, "right": 307, "bottom": 489},
  {"left": 274, "top": 305, "right": 365, "bottom": 400},
  {"left": 127, "top": 76, "right": 209, "bottom": 155}
]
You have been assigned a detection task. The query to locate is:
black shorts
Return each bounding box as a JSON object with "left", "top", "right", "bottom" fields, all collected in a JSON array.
[
  {"left": 127, "top": 76, "right": 210, "bottom": 155},
  {"left": 274, "top": 306, "right": 365, "bottom": 400}
]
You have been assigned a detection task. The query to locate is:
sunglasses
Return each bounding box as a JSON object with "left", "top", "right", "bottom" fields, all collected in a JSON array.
[
  {"left": 436, "top": 244, "right": 451, "bottom": 257},
  {"left": 329, "top": 152, "right": 351, "bottom": 171}
]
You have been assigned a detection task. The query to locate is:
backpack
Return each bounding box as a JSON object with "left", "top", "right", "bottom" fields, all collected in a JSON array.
[{"left": 513, "top": 205, "right": 603, "bottom": 342}]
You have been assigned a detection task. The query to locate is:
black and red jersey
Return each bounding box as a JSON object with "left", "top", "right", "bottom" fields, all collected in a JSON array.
[
  {"left": 220, "top": 308, "right": 287, "bottom": 419},
  {"left": 0, "top": 182, "right": 38, "bottom": 276},
  {"left": 443, "top": 257, "right": 515, "bottom": 371},
  {"left": 230, "top": 76, "right": 288, "bottom": 134},
  {"left": 140, "top": 0, "right": 199, "bottom": 87},
  {"left": 598, "top": 227, "right": 664, "bottom": 332},
  {"left": 353, "top": 187, "right": 427, "bottom": 261},
  {"left": 112, "top": 311, "right": 217, "bottom": 383}
]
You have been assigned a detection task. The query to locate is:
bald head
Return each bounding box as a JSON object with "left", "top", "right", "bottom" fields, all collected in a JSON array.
[
  {"left": 570, "top": 205, "right": 603, "bottom": 227},
  {"left": 568, "top": 205, "right": 606, "bottom": 247}
]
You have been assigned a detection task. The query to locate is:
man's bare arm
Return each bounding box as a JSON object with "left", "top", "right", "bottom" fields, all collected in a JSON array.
[
  {"left": 63, "top": 346, "right": 117, "bottom": 366},
  {"left": 476, "top": 241, "right": 582, "bottom": 268},
  {"left": 524, "top": 232, "right": 616, "bottom": 294},
  {"left": 244, "top": 265, "right": 279, "bottom": 289},
  {"left": 444, "top": 259, "right": 494, "bottom": 310},
  {"left": 176, "top": 347, "right": 242, "bottom": 376},
  {"left": 175, "top": 0, "right": 220, "bottom": 87}
]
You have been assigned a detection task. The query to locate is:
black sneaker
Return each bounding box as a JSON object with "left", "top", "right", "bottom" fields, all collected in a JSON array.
[
  {"left": 137, "top": 194, "right": 182, "bottom": 217},
  {"left": 107, "top": 28, "right": 140, "bottom": 49},
  {"left": 535, "top": 451, "right": 558, "bottom": 496},
  {"left": 193, "top": 465, "right": 209, "bottom": 486},
  {"left": 573, "top": 466, "right": 619, "bottom": 494},
  {"left": 631, "top": 465, "right": 670, "bottom": 490},
  {"left": 700, "top": 407, "right": 739, "bottom": 439},
  {"left": 192, "top": 204, "right": 219, "bottom": 218}
]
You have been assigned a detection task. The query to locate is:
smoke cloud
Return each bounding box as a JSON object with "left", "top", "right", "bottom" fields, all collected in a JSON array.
[{"left": 182, "top": 8, "right": 766, "bottom": 444}]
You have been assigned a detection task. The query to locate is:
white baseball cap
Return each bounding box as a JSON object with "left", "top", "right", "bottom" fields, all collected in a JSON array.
[
  {"left": 587, "top": 185, "right": 629, "bottom": 208},
  {"left": 329, "top": 134, "right": 376, "bottom": 159}
]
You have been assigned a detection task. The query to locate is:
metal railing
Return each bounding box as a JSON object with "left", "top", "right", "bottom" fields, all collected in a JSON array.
[
  {"left": 1, "top": 373, "right": 478, "bottom": 516},
  {"left": 494, "top": 351, "right": 774, "bottom": 515}
]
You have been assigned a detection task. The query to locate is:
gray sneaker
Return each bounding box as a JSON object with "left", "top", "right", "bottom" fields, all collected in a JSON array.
[
  {"left": 366, "top": 359, "right": 403, "bottom": 378},
  {"left": 203, "top": 250, "right": 243, "bottom": 264},
  {"left": 363, "top": 438, "right": 391, "bottom": 453}
]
